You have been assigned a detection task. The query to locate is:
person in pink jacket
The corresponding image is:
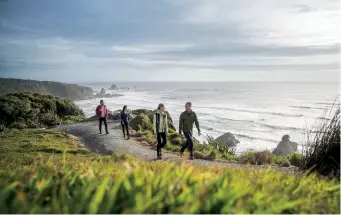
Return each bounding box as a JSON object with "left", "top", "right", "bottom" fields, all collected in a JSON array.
[{"left": 95, "top": 100, "right": 109, "bottom": 134}]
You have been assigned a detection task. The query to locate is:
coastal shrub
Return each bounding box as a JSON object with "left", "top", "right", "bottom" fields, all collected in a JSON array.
[
  {"left": 301, "top": 101, "right": 340, "bottom": 179},
  {"left": 288, "top": 152, "right": 305, "bottom": 167},
  {"left": 0, "top": 129, "right": 339, "bottom": 214},
  {"left": 131, "top": 109, "right": 176, "bottom": 132},
  {"left": 220, "top": 152, "right": 236, "bottom": 161},
  {"left": 0, "top": 92, "right": 85, "bottom": 129}
]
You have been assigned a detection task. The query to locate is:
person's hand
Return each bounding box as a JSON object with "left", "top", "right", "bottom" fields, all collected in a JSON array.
[{"left": 198, "top": 131, "right": 201, "bottom": 136}]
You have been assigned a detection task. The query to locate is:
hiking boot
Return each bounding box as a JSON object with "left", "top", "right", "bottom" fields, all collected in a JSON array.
[
  {"left": 157, "top": 156, "right": 162, "bottom": 160},
  {"left": 180, "top": 150, "right": 184, "bottom": 158},
  {"left": 189, "top": 156, "right": 194, "bottom": 160},
  {"left": 100, "top": 131, "right": 102, "bottom": 134},
  {"left": 106, "top": 131, "right": 109, "bottom": 134}
]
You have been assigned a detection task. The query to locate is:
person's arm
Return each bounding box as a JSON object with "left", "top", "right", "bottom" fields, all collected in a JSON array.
[
  {"left": 153, "top": 114, "right": 156, "bottom": 134},
  {"left": 119, "top": 112, "right": 122, "bottom": 123},
  {"left": 194, "top": 112, "right": 200, "bottom": 132},
  {"left": 179, "top": 113, "right": 183, "bottom": 134},
  {"left": 95, "top": 106, "right": 100, "bottom": 117},
  {"left": 165, "top": 115, "right": 169, "bottom": 134}
]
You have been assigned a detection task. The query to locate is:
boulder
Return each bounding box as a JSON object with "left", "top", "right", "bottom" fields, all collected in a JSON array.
[
  {"left": 136, "top": 136, "right": 146, "bottom": 142},
  {"left": 272, "top": 135, "right": 298, "bottom": 156},
  {"left": 215, "top": 132, "right": 240, "bottom": 148},
  {"left": 193, "top": 151, "right": 216, "bottom": 161},
  {"left": 254, "top": 151, "right": 270, "bottom": 165},
  {"left": 109, "top": 84, "right": 118, "bottom": 90},
  {"left": 280, "top": 159, "right": 291, "bottom": 167},
  {"left": 108, "top": 109, "right": 122, "bottom": 120},
  {"left": 100, "top": 88, "right": 106, "bottom": 95}
]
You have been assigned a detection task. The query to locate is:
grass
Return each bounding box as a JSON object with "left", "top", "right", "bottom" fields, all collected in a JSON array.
[
  {"left": 301, "top": 101, "right": 340, "bottom": 178},
  {"left": 0, "top": 129, "right": 339, "bottom": 213}
]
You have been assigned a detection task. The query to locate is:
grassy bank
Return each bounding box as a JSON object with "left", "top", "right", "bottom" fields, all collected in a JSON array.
[{"left": 0, "top": 129, "right": 339, "bottom": 213}]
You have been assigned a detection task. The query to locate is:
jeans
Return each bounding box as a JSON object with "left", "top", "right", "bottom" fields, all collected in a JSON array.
[
  {"left": 121, "top": 121, "right": 129, "bottom": 137},
  {"left": 181, "top": 132, "right": 194, "bottom": 156},
  {"left": 99, "top": 117, "right": 108, "bottom": 133},
  {"left": 157, "top": 132, "right": 167, "bottom": 156}
]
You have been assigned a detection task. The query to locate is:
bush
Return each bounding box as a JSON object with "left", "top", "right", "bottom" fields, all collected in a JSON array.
[{"left": 0, "top": 92, "right": 85, "bottom": 128}]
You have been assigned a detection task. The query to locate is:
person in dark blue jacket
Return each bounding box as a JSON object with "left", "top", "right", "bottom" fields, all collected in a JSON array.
[{"left": 120, "top": 105, "right": 131, "bottom": 139}]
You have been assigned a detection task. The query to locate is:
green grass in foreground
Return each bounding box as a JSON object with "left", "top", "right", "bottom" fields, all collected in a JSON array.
[{"left": 0, "top": 129, "right": 339, "bottom": 214}]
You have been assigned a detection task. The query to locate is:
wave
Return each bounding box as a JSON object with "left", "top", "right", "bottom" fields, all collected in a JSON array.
[
  {"left": 196, "top": 105, "right": 304, "bottom": 117},
  {"left": 289, "top": 105, "right": 324, "bottom": 110},
  {"left": 204, "top": 115, "right": 302, "bottom": 131},
  {"left": 233, "top": 133, "right": 279, "bottom": 143},
  {"left": 259, "top": 123, "right": 303, "bottom": 131},
  {"left": 161, "top": 96, "right": 178, "bottom": 100}
]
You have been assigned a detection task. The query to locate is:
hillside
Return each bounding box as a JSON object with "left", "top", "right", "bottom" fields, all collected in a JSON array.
[
  {"left": 0, "top": 78, "right": 93, "bottom": 100},
  {"left": 0, "top": 129, "right": 339, "bottom": 214}
]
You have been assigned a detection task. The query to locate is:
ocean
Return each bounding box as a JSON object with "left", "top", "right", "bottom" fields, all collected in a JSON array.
[{"left": 75, "top": 82, "right": 339, "bottom": 153}]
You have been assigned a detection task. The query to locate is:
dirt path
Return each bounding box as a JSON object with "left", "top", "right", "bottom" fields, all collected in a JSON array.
[{"left": 55, "top": 120, "right": 298, "bottom": 172}]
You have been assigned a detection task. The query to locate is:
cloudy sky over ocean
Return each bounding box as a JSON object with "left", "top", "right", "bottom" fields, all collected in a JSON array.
[{"left": 0, "top": 0, "right": 339, "bottom": 82}]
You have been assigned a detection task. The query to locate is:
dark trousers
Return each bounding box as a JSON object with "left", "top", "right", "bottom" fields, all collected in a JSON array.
[
  {"left": 99, "top": 117, "right": 108, "bottom": 133},
  {"left": 181, "top": 132, "right": 194, "bottom": 156},
  {"left": 157, "top": 132, "right": 167, "bottom": 156},
  {"left": 121, "top": 121, "right": 129, "bottom": 137}
]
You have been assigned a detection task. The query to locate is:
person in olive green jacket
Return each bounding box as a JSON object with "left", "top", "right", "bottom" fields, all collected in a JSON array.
[
  {"left": 153, "top": 103, "right": 168, "bottom": 160},
  {"left": 179, "top": 102, "right": 201, "bottom": 160}
]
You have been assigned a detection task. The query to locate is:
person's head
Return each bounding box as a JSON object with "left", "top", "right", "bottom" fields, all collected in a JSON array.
[
  {"left": 100, "top": 100, "right": 104, "bottom": 106},
  {"left": 122, "top": 105, "right": 127, "bottom": 112},
  {"left": 185, "top": 102, "right": 192, "bottom": 112},
  {"left": 158, "top": 103, "right": 165, "bottom": 112}
]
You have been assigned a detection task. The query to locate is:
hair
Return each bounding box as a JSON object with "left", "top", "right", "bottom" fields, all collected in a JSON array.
[
  {"left": 158, "top": 103, "right": 165, "bottom": 110},
  {"left": 122, "top": 105, "right": 127, "bottom": 112},
  {"left": 185, "top": 102, "right": 192, "bottom": 107},
  {"left": 100, "top": 100, "right": 104, "bottom": 103}
]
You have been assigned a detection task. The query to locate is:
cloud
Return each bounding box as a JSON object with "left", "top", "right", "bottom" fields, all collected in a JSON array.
[{"left": 0, "top": 0, "right": 340, "bottom": 82}]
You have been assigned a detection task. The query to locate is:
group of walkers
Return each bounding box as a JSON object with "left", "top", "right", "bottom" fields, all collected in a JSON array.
[{"left": 95, "top": 100, "right": 201, "bottom": 160}]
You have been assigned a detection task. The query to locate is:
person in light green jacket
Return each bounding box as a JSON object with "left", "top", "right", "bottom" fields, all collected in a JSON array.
[
  {"left": 153, "top": 103, "right": 168, "bottom": 160},
  {"left": 179, "top": 102, "right": 201, "bottom": 160}
]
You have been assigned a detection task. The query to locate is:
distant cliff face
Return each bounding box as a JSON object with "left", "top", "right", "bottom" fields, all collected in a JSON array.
[{"left": 0, "top": 78, "right": 93, "bottom": 100}]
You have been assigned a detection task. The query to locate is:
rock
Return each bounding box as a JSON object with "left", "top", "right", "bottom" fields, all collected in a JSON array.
[
  {"left": 100, "top": 88, "right": 106, "bottom": 95},
  {"left": 272, "top": 135, "right": 298, "bottom": 156},
  {"left": 215, "top": 132, "right": 240, "bottom": 148},
  {"left": 136, "top": 136, "right": 146, "bottom": 142},
  {"left": 280, "top": 159, "right": 291, "bottom": 167},
  {"left": 193, "top": 151, "right": 216, "bottom": 161},
  {"left": 109, "top": 84, "right": 118, "bottom": 90},
  {"left": 129, "top": 130, "right": 137, "bottom": 136},
  {"left": 108, "top": 110, "right": 122, "bottom": 120},
  {"left": 254, "top": 151, "right": 270, "bottom": 165}
]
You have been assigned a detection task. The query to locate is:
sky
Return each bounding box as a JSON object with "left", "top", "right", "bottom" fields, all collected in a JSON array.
[{"left": 0, "top": 0, "right": 340, "bottom": 82}]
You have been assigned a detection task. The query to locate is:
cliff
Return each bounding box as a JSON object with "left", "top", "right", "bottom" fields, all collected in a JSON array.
[{"left": 0, "top": 78, "right": 93, "bottom": 100}]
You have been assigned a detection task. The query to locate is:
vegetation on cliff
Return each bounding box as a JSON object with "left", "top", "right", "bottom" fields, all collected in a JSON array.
[
  {"left": 0, "top": 129, "right": 339, "bottom": 214},
  {"left": 0, "top": 92, "right": 85, "bottom": 129},
  {"left": 0, "top": 78, "right": 93, "bottom": 100}
]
